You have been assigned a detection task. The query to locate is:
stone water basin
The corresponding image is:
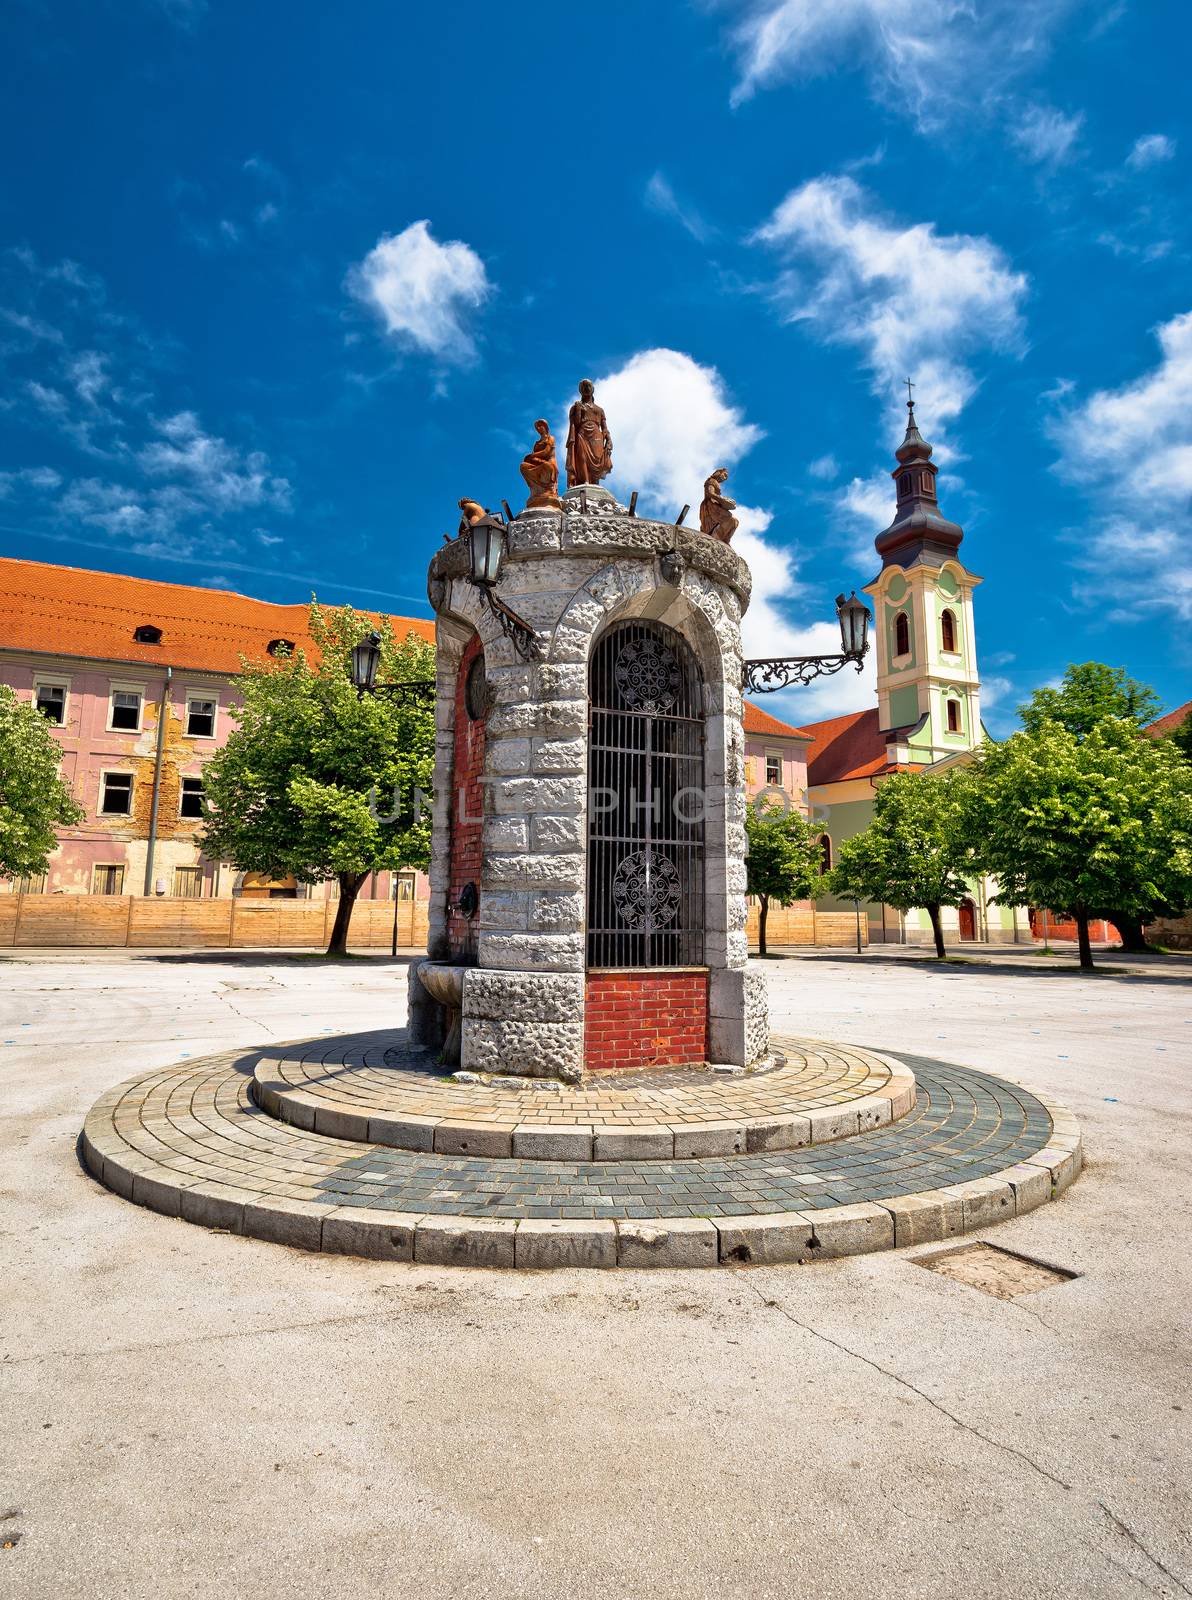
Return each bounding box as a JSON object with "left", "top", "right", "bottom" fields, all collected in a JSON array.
[{"left": 418, "top": 962, "right": 468, "bottom": 1066}]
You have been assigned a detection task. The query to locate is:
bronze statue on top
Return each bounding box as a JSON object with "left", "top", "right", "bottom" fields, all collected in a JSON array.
[
  {"left": 699, "top": 467, "right": 739, "bottom": 543},
  {"left": 519, "top": 419, "right": 561, "bottom": 509},
  {"left": 565, "top": 379, "right": 613, "bottom": 489}
]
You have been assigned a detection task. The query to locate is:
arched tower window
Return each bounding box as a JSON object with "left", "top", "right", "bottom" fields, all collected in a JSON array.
[
  {"left": 946, "top": 698, "right": 962, "bottom": 733},
  {"left": 940, "top": 608, "right": 957, "bottom": 653},
  {"left": 819, "top": 834, "right": 832, "bottom": 874},
  {"left": 587, "top": 620, "right": 704, "bottom": 968},
  {"left": 894, "top": 610, "right": 910, "bottom": 657}
]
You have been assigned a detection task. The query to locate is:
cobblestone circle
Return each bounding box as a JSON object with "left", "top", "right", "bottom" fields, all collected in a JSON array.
[
  {"left": 250, "top": 1033, "right": 916, "bottom": 1159},
  {"left": 82, "top": 1032, "right": 1083, "bottom": 1269}
]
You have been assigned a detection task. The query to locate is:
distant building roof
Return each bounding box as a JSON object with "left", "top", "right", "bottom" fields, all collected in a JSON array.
[
  {"left": 0, "top": 558, "right": 434, "bottom": 675},
  {"left": 1147, "top": 700, "right": 1191, "bottom": 738},
  {"left": 798, "top": 706, "right": 892, "bottom": 785},
  {"left": 742, "top": 700, "right": 812, "bottom": 740}
]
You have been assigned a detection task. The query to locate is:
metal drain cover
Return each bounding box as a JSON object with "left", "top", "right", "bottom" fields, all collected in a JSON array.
[{"left": 913, "top": 1241, "right": 1076, "bottom": 1299}]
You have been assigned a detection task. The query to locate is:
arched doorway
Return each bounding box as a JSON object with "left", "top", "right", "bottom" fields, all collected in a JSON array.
[
  {"left": 587, "top": 619, "right": 704, "bottom": 968},
  {"left": 958, "top": 897, "right": 977, "bottom": 941}
]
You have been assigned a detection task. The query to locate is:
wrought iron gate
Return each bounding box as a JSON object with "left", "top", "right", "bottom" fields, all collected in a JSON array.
[{"left": 587, "top": 620, "right": 704, "bottom": 967}]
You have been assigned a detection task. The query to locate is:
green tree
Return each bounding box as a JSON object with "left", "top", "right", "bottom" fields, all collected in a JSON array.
[
  {"left": 200, "top": 603, "right": 436, "bottom": 955},
  {"left": 965, "top": 719, "right": 1192, "bottom": 971},
  {"left": 1167, "top": 709, "right": 1192, "bottom": 764},
  {"left": 827, "top": 770, "right": 973, "bottom": 959},
  {"left": 744, "top": 800, "right": 824, "bottom": 958},
  {"left": 1020, "top": 662, "right": 1161, "bottom": 741},
  {"left": 0, "top": 684, "right": 83, "bottom": 881}
]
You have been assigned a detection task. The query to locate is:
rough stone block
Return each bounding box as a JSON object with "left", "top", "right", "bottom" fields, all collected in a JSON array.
[
  {"left": 527, "top": 893, "right": 585, "bottom": 933},
  {"left": 716, "top": 1213, "right": 815, "bottom": 1265},
  {"left": 483, "top": 816, "right": 529, "bottom": 852},
  {"left": 533, "top": 737, "right": 586, "bottom": 773},
  {"left": 180, "top": 1182, "right": 250, "bottom": 1234},
  {"left": 243, "top": 1197, "right": 326, "bottom": 1252},
  {"left": 593, "top": 1127, "right": 674, "bottom": 1161},
  {"left": 856, "top": 1098, "right": 893, "bottom": 1132},
  {"left": 883, "top": 1191, "right": 964, "bottom": 1248},
  {"left": 512, "top": 1124, "right": 594, "bottom": 1161},
  {"left": 940, "top": 1176, "right": 1015, "bottom": 1230},
  {"left": 477, "top": 931, "right": 585, "bottom": 972},
  {"left": 433, "top": 1121, "right": 513, "bottom": 1158},
  {"left": 807, "top": 1202, "right": 895, "bottom": 1258},
  {"left": 806, "top": 1106, "right": 861, "bottom": 1144},
  {"left": 1000, "top": 1161, "right": 1052, "bottom": 1214},
  {"left": 463, "top": 969, "right": 584, "bottom": 1023},
  {"left": 321, "top": 1208, "right": 420, "bottom": 1261},
  {"left": 616, "top": 1218, "right": 719, "bottom": 1268},
  {"left": 368, "top": 1113, "right": 437, "bottom": 1152},
  {"left": 746, "top": 1116, "right": 811, "bottom": 1153},
  {"left": 482, "top": 853, "right": 584, "bottom": 890},
  {"left": 487, "top": 737, "right": 532, "bottom": 774},
  {"left": 672, "top": 1121, "right": 747, "bottom": 1158},
  {"left": 515, "top": 1219, "right": 616, "bottom": 1269},
  {"left": 1024, "top": 1141, "right": 1082, "bottom": 1196},
  {"left": 531, "top": 813, "right": 583, "bottom": 852},
  {"left": 489, "top": 777, "right": 585, "bottom": 816},
  {"left": 415, "top": 1217, "right": 516, "bottom": 1268},
  {"left": 131, "top": 1170, "right": 187, "bottom": 1217},
  {"left": 461, "top": 1019, "right": 584, "bottom": 1083},
  {"left": 313, "top": 1104, "right": 370, "bottom": 1142}
]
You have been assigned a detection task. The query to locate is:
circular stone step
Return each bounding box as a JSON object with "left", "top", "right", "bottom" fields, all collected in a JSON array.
[
  {"left": 81, "top": 1041, "right": 1082, "bottom": 1269},
  {"left": 248, "top": 1034, "right": 916, "bottom": 1160}
]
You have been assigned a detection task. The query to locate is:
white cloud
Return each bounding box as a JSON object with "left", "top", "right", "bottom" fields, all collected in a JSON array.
[
  {"left": 346, "top": 220, "right": 492, "bottom": 364},
  {"left": 644, "top": 172, "right": 711, "bottom": 241},
  {"left": 719, "top": 0, "right": 1077, "bottom": 129},
  {"left": 1127, "top": 133, "right": 1176, "bottom": 170},
  {"left": 1012, "top": 104, "right": 1083, "bottom": 166},
  {"left": 753, "top": 175, "right": 1028, "bottom": 436},
  {"left": 138, "top": 411, "right": 292, "bottom": 512},
  {"left": 837, "top": 471, "right": 893, "bottom": 557},
  {"left": 807, "top": 452, "right": 838, "bottom": 480},
  {"left": 1052, "top": 310, "right": 1192, "bottom": 619}
]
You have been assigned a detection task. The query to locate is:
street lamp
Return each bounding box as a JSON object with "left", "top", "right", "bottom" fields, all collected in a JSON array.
[
  {"left": 468, "top": 515, "right": 506, "bottom": 586},
  {"left": 837, "top": 591, "right": 870, "bottom": 659},
  {"left": 350, "top": 631, "right": 382, "bottom": 694},
  {"left": 743, "top": 590, "right": 873, "bottom": 694}
]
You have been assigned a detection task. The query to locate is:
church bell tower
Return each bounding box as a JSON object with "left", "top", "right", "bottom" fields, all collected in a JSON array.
[{"left": 863, "top": 397, "right": 983, "bottom": 764}]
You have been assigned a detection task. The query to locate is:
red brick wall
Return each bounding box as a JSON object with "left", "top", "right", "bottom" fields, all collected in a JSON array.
[
  {"left": 447, "top": 636, "right": 485, "bottom": 961},
  {"left": 584, "top": 970, "right": 709, "bottom": 1071}
]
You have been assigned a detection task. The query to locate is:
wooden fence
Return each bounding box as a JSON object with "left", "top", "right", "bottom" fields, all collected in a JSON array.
[
  {"left": 0, "top": 894, "right": 429, "bottom": 950},
  {"left": 743, "top": 904, "right": 867, "bottom": 948}
]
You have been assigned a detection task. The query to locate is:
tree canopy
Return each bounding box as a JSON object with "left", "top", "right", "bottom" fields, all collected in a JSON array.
[
  {"left": 827, "top": 769, "right": 972, "bottom": 959},
  {"left": 964, "top": 718, "right": 1192, "bottom": 969},
  {"left": 1019, "top": 662, "right": 1161, "bottom": 741},
  {"left": 0, "top": 683, "right": 83, "bottom": 882},
  {"left": 199, "top": 603, "right": 436, "bottom": 953},
  {"left": 744, "top": 800, "right": 824, "bottom": 958}
]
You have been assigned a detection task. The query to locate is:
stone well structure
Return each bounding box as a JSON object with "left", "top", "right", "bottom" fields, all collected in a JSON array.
[{"left": 409, "top": 485, "right": 769, "bottom": 1083}]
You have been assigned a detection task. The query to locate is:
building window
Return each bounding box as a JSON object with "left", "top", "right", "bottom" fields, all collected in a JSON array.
[
  {"left": 133, "top": 624, "right": 162, "bottom": 645},
  {"left": 35, "top": 682, "right": 66, "bottom": 725},
  {"left": 92, "top": 864, "right": 125, "bottom": 895},
  {"left": 173, "top": 866, "right": 203, "bottom": 898},
  {"left": 179, "top": 777, "right": 205, "bottom": 819},
  {"left": 393, "top": 871, "right": 416, "bottom": 902},
  {"left": 186, "top": 696, "right": 217, "bottom": 737},
  {"left": 894, "top": 611, "right": 910, "bottom": 657},
  {"left": 898, "top": 473, "right": 912, "bottom": 499},
  {"left": 267, "top": 638, "right": 295, "bottom": 657},
  {"left": 109, "top": 688, "right": 142, "bottom": 732},
  {"left": 765, "top": 751, "right": 783, "bottom": 787},
  {"left": 946, "top": 698, "right": 962, "bottom": 733},
  {"left": 99, "top": 772, "right": 133, "bottom": 815},
  {"left": 819, "top": 834, "right": 833, "bottom": 873},
  {"left": 940, "top": 608, "right": 957, "bottom": 653}
]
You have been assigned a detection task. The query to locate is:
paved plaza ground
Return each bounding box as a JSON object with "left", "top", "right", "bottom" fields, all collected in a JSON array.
[{"left": 3, "top": 946, "right": 1190, "bottom": 1598}]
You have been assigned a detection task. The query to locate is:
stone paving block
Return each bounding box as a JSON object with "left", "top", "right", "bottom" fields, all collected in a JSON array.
[
  {"left": 673, "top": 1121, "right": 747, "bottom": 1159},
  {"left": 322, "top": 1207, "right": 421, "bottom": 1261},
  {"left": 515, "top": 1218, "right": 616, "bottom": 1269},
  {"left": 369, "top": 1114, "right": 437, "bottom": 1152},
  {"left": 433, "top": 1122, "right": 514, "bottom": 1158},
  {"left": 856, "top": 1098, "right": 893, "bottom": 1131},
  {"left": 1000, "top": 1161, "right": 1052, "bottom": 1214},
  {"left": 1026, "top": 1141, "right": 1082, "bottom": 1195},
  {"left": 243, "top": 1197, "right": 326, "bottom": 1251},
  {"left": 313, "top": 1105, "right": 371, "bottom": 1141},
  {"left": 745, "top": 1116, "right": 812, "bottom": 1153},
  {"left": 511, "top": 1124, "right": 594, "bottom": 1161},
  {"left": 715, "top": 1212, "right": 815, "bottom": 1265},
  {"left": 616, "top": 1218, "right": 719, "bottom": 1268},
  {"left": 883, "top": 1191, "right": 964, "bottom": 1248},
  {"left": 806, "top": 1106, "right": 862, "bottom": 1144},
  {"left": 940, "top": 1176, "right": 1016, "bottom": 1230},
  {"left": 807, "top": 1201, "right": 895, "bottom": 1258},
  {"left": 180, "top": 1182, "right": 250, "bottom": 1234},
  {"left": 415, "top": 1216, "right": 517, "bottom": 1268},
  {"left": 132, "top": 1169, "right": 192, "bottom": 1217},
  {"left": 593, "top": 1127, "right": 674, "bottom": 1161}
]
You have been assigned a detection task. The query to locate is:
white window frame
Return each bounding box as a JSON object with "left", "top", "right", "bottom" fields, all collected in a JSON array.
[
  {"left": 99, "top": 769, "right": 135, "bottom": 817},
  {"left": 107, "top": 681, "right": 145, "bottom": 734},
  {"left": 944, "top": 697, "right": 963, "bottom": 734},
  {"left": 392, "top": 871, "right": 417, "bottom": 902},
  {"left": 764, "top": 750, "right": 784, "bottom": 788},
  {"left": 178, "top": 776, "right": 206, "bottom": 819},
  {"left": 34, "top": 676, "right": 69, "bottom": 727},
  {"left": 184, "top": 691, "right": 219, "bottom": 740},
  {"left": 91, "top": 863, "right": 126, "bottom": 896}
]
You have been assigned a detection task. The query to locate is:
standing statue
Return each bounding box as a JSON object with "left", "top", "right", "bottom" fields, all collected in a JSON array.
[
  {"left": 457, "top": 497, "right": 486, "bottom": 536},
  {"left": 519, "top": 419, "right": 561, "bottom": 509},
  {"left": 565, "top": 378, "right": 613, "bottom": 489},
  {"left": 699, "top": 467, "right": 739, "bottom": 543}
]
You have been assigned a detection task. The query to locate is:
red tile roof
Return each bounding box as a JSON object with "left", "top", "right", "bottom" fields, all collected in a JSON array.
[
  {"left": 0, "top": 558, "right": 434, "bottom": 675},
  {"left": 797, "top": 706, "right": 891, "bottom": 785},
  {"left": 742, "top": 700, "right": 812, "bottom": 740},
  {"left": 1147, "top": 700, "right": 1191, "bottom": 738}
]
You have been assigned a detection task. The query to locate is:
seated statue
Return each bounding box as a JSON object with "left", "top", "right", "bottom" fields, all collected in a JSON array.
[
  {"left": 457, "top": 497, "right": 486, "bottom": 537},
  {"left": 519, "top": 419, "right": 561, "bottom": 509},
  {"left": 699, "top": 467, "right": 739, "bottom": 543}
]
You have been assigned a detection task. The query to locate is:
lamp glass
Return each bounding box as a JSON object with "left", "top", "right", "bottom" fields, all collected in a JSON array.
[
  {"left": 836, "top": 592, "right": 871, "bottom": 657},
  {"left": 469, "top": 518, "right": 504, "bottom": 586},
  {"left": 351, "top": 631, "right": 381, "bottom": 691}
]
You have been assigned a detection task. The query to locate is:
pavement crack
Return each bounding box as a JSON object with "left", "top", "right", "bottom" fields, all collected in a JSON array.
[
  {"left": 1099, "top": 1501, "right": 1192, "bottom": 1597},
  {"left": 739, "top": 1275, "right": 1073, "bottom": 1491}
]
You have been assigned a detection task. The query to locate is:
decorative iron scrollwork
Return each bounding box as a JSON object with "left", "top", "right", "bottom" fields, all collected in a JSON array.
[
  {"left": 481, "top": 588, "right": 543, "bottom": 662},
  {"left": 612, "top": 849, "right": 682, "bottom": 932},
  {"left": 615, "top": 635, "right": 681, "bottom": 712},
  {"left": 742, "top": 654, "right": 864, "bottom": 693}
]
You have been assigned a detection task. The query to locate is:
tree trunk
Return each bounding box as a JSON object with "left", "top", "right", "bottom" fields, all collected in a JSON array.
[
  {"left": 758, "top": 895, "right": 769, "bottom": 960},
  {"left": 1074, "top": 907, "right": 1095, "bottom": 972},
  {"left": 326, "top": 872, "right": 365, "bottom": 955},
  {"left": 927, "top": 904, "right": 946, "bottom": 960},
  {"left": 1108, "top": 910, "right": 1149, "bottom": 952}
]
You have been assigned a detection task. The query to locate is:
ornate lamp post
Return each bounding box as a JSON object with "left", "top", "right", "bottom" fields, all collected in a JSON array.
[
  {"left": 465, "top": 514, "right": 542, "bottom": 662},
  {"left": 743, "top": 591, "right": 872, "bottom": 693},
  {"left": 349, "top": 632, "right": 436, "bottom": 704}
]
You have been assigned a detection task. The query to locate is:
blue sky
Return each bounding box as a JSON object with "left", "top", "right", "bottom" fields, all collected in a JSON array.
[{"left": 2, "top": 0, "right": 1189, "bottom": 728}]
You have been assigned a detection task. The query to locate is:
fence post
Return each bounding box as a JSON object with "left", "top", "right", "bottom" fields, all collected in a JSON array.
[
  {"left": 124, "top": 895, "right": 134, "bottom": 947},
  {"left": 12, "top": 891, "right": 23, "bottom": 948}
]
